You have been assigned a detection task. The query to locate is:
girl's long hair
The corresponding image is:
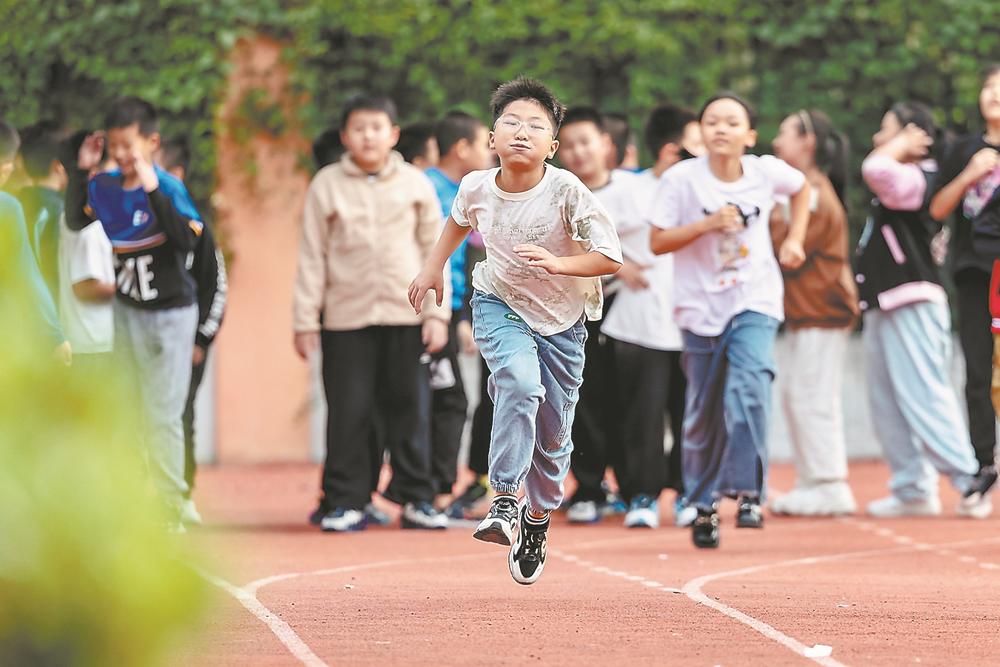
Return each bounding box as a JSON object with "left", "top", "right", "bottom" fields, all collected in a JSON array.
[{"left": 795, "top": 109, "right": 850, "bottom": 205}]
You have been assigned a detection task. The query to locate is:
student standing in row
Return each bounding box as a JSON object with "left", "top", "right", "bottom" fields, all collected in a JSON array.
[
  {"left": 293, "top": 94, "right": 450, "bottom": 532},
  {"left": 769, "top": 109, "right": 859, "bottom": 516}
]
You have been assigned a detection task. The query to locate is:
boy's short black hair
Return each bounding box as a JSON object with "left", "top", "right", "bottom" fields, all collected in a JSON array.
[
  {"left": 435, "top": 111, "right": 484, "bottom": 157},
  {"left": 603, "top": 112, "right": 631, "bottom": 166},
  {"left": 983, "top": 63, "right": 1000, "bottom": 86},
  {"left": 339, "top": 93, "right": 398, "bottom": 130},
  {"left": 489, "top": 76, "right": 566, "bottom": 133},
  {"left": 158, "top": 137, "right": 190, "bottom": 175},
  {"left": 312, "top": 128, "right": 345, "bottom": 169},
  {"left": 561, "top": 107, "right": 606, "bottom": 133},
  {"left": 644, "top": 104, "right": 697, "bottom": 157},
  {"left": 105, "top": 96, "right": 159, "bottom": 135},
  {"left": 698, "top": 92, "right": 758, "bottom": 129},
  {"left": 0, "top": 119, "right": 20, "bottom": 163},
  {"left": 18, "top": 121, "right": 63, "bottom": 179},
  {"left": 396, "top": 122, "right": 437, "bottom": 164}
]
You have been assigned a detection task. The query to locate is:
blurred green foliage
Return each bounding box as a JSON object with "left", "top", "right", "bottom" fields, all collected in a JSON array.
[
  {"left": 0, "top": 205, "right": 210, "bottom": 664},
  {"left": 1, "top": 0, "right": 997, "bottom": 217}
]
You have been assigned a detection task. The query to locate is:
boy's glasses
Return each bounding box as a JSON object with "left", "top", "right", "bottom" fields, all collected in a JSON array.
[{"left": 494, "top": 116, "right": 552, "bottom": 137}]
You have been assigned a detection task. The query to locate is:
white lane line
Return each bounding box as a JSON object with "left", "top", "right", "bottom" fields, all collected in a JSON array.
[
  {"left": 199, "top": 550, "right": 498, "bottom": 666},
  {"left": 557, "top": 535, "right": 1000, "bottom": 667},
  {"left": 194, "top": 567, "right": 329, "bottom": 667},
  {"left": 839, "top": 517, "right": 1000, "bottom": 571}
]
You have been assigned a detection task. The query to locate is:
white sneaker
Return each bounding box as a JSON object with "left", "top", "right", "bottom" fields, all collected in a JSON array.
[
  {"left": 674, "top": 502, "right": 698, "bottom": 527},
  {"left": 180, "top": 498, "right": 203, "bottom": 525},
  {"left": 866, "top": 495, "right": 941, "bottom": 518},
  {"left": 624, "top": 496, "right": 659, "bottom": 528},
  {"left": 401, "top": 502, "right": 448, "bottom": 529},
  {"left": 567, "top": 501, "right": 600, "bottom": 524},
  {"left": 771, "top": 483, "right": 857, "bottom": 517},
  {"left": 956, "top": 495, "right": 993, "bottom": 519}
]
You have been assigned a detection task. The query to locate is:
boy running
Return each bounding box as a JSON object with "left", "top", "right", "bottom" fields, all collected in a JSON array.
[{"left": 409, "top": 77, "right": 622, "bottom": 584}]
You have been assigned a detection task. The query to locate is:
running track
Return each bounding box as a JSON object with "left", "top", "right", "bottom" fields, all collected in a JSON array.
[{"left": 170, "top": 462, "right": 1000, "bottom": 666}]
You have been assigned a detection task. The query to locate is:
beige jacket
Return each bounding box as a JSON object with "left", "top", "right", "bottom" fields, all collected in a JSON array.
[{"left": 293, "top": 151, "right": 450, "bottom": 332}]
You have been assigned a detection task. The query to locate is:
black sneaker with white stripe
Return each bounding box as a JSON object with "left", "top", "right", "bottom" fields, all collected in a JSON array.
[
  {"left": 473, "top": 495, "right": 519, "bottom": 546},
  {"left": 509, "top": 503, "right": 548, "bottom": 585}
]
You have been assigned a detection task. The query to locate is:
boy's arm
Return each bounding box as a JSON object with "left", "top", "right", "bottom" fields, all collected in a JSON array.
[
  {"left": 513, "top": 246, "right": 621, "bottom": 277},
  {"left": 72, "top": 279, "right": 116, "bottom": 302},
  {"left": 292, "top": 177, "right": 332, "bottom": 359},
  {"left": 65, "top": 132, "right": 103, "bottom": 232},
  {"left": 777, "top": 179, "right": 811, "bottom": 270},
  {"left": 415, "top": 182, "right": 452, "bottom": 322},
  {"left": 193, "top": 226, "right": 227, "bottom": 350},
  {"left": 134, "top": 153, "right": 200, "bottom": 252},
  {"left": 409, "top": 218, "right": 470, "bottom": 314}
]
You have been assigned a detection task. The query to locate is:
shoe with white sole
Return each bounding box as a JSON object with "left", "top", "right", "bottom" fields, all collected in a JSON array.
[
  {"left": 957, "top": 465, "right": 997, "bottom": 519},
  {"left": 509, "top": 504, "right": 548, "bottom": 585},
  {"left": 624, "top": 494, "right": 659, "bottom": 528},
  {"left": 771, "top": 482, "right": 857, "bottom": 517},
  {"left": 866, "top": 495, "right": 941, "bottom": 518},
  {"left": 180, "top": 498, "right": 203, "bottom": 526},
  {"left": 674, "top": 499, "right": 697, "bottom": 527},
  {"left": 567, "top": 500, "right": 600, "bottom": 524},
  {"left": 401, "top": 502, "right": 448, "bottom": 529},
  {"left": 321, "top": 507, "right": 367, "bottom": 532},
  {"left": 473, "top": 495, "right": 520, "bottom": 546}
]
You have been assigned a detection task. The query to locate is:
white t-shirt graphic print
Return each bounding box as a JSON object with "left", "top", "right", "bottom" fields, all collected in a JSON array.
[
  {"left": 646, "top": 155, "right": 805, "bottom": 337},
  {"left": 451, "top": 165, "right": 623, "bottom": 336}
]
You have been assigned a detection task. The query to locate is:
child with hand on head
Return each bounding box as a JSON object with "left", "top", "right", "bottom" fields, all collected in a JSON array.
[
  {"left": 857, "top": 101, "right": 980, "bottom": 518},
  {"left": 409, "top": 77, "right": 622, "bottom": 585},
  {"left": 648, "top": 93, "right": 811, "bottom": 549}
]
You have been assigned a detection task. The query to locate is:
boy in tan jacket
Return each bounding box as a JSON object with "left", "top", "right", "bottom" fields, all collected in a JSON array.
[{"left": 293, "top": 93, "right": 450, "bottom": 532}]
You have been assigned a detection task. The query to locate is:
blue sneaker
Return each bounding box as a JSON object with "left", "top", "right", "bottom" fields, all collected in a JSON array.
[
  {"left": 674, "top": 498, "right": 697, "bottom": 527},
  {"left": 320, "top": 507, "right": 367, "bottom": 532},
  {"left": 624, "top": 494, "right": 659, "bottom": 528},
  {"left": 364, "top": 503, "right": 393, "bottom": 526}
]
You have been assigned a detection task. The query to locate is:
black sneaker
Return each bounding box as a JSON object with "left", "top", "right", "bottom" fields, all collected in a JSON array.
[
  {"left": 446, "top": 479, "right": 490, "bottom": 519},
  {"left": 692, "top": 507, "right": 720, "bottom": 549},
  {"left": 509, "top": 505, "right": 548, "bottom": 585},
  {"left": 473, "top": 495, "right": 519, "bottom": 546},
  {"left": 736, "top": 495, "right": 764, "bottom": 528},
  {"left": 959, "top": 465, "right": 998, "bottom": 519}
]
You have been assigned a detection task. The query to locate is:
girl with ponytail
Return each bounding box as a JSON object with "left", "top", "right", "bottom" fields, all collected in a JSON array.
[{"left": 769, "top": 109, "right": 860, "bottom": 516}]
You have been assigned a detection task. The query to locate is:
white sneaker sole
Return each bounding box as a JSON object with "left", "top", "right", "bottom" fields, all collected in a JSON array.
[{"left": 473, "top": 517, "right": 515, "bottom": 546}]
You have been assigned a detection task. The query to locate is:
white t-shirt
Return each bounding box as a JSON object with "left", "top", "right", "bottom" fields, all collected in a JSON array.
[
  {"left": 451, "top": 165, "right": 623, "bottom": 336},
  {"left": 598, "top": 169, "right": 682, "bottom": 351},
  {"left": 646, "top": 155, "right": 805, "bottom": 337},
  {"left": 58, "top": 217, "right": 115, "bottom": 353}
]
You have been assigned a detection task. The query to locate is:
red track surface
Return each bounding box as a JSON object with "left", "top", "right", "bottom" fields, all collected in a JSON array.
[{"left": 171, "top": 462, "right": 1000, "bottom": 666}]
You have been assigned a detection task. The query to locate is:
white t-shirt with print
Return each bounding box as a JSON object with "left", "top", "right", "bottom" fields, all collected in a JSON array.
[
  {"left": 598, "top": 169, "right": 682, "bottom": 351},
  {"left": 451, "top": 165, "right": 623, "bottom": 336},
  {"left": 58, "top": 216, "right": 115, "bottom": 353},
  {"left": 646, "top": 154, "right": 805, "bottom": 337}
]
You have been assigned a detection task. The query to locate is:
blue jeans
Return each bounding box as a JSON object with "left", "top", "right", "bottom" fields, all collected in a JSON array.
[
  {"left": 680, "top": 310, "right": 779, "bottom": 509},
  {"left": 863, "top": 301, "right": 977, "bottom": 501},
  {"left": 471, "top": 290, "right": 587, "bottom": 513}
]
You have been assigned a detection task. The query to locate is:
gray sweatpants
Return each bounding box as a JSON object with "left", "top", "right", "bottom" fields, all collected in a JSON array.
[{"left": 114, "top": 300, "right": 198, "bottom": 509}]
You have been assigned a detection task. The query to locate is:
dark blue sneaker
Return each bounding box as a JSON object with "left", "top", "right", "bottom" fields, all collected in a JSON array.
[
  {"left": 401, "top": 502, "right": 448, "bottom": 529},
  {"left": 320, "top": 507, "right": 367, "bottom": 532}
]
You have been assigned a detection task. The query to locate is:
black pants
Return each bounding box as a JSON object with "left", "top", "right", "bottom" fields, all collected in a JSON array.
[
  {"left": 664, "top": 350, "right": 687, "bottom": 494},
  {"left": 183, "top": 351, "right": 208, "bottom": 497},
  {"left": 428, "top": 321, "right": 469, "bottom": 495},
  {"left": 957, "top": 271, "right": 997, "bottom": 469},
  {"left": 468, "top": 355, "right": 492, "bottom": 477},
  {"left": 320, "top": 326, "right": 433, "bottom": 509},
  {"left": 569, "top": 316, "right": 620, "bottom": 504}
]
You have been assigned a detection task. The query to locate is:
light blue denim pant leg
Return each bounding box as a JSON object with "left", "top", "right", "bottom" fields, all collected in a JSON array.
[
  {"left": 471, "top": 291, "right": 587, "bottom": 513},
  {"left": 863, "top": 301, "right": 977, "bottom": 501},
  {"left": 115, "top": 301, "right": 198, "bottom": 508},
  {"left": 680, "top": 310, "right": 779, "bottom": 509}
]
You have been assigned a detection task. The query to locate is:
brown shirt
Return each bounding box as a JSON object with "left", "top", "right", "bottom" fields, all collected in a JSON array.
[
  {"left": 770, "top": 174, "right": 859, "bottom": 330},
  {"left": 293, "top": 151, "right": 450, "bottom": 332}
]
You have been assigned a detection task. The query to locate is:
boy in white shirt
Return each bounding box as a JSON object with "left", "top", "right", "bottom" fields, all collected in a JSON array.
[
  {"left": 648, "top": 93, "right": 810, "bottom": 548},
  {"left": 410, "top": 78, "right": 622, "bottom": 584},
  {"left": 58, "top": 214, "right": 115, "bottom": 369}
]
